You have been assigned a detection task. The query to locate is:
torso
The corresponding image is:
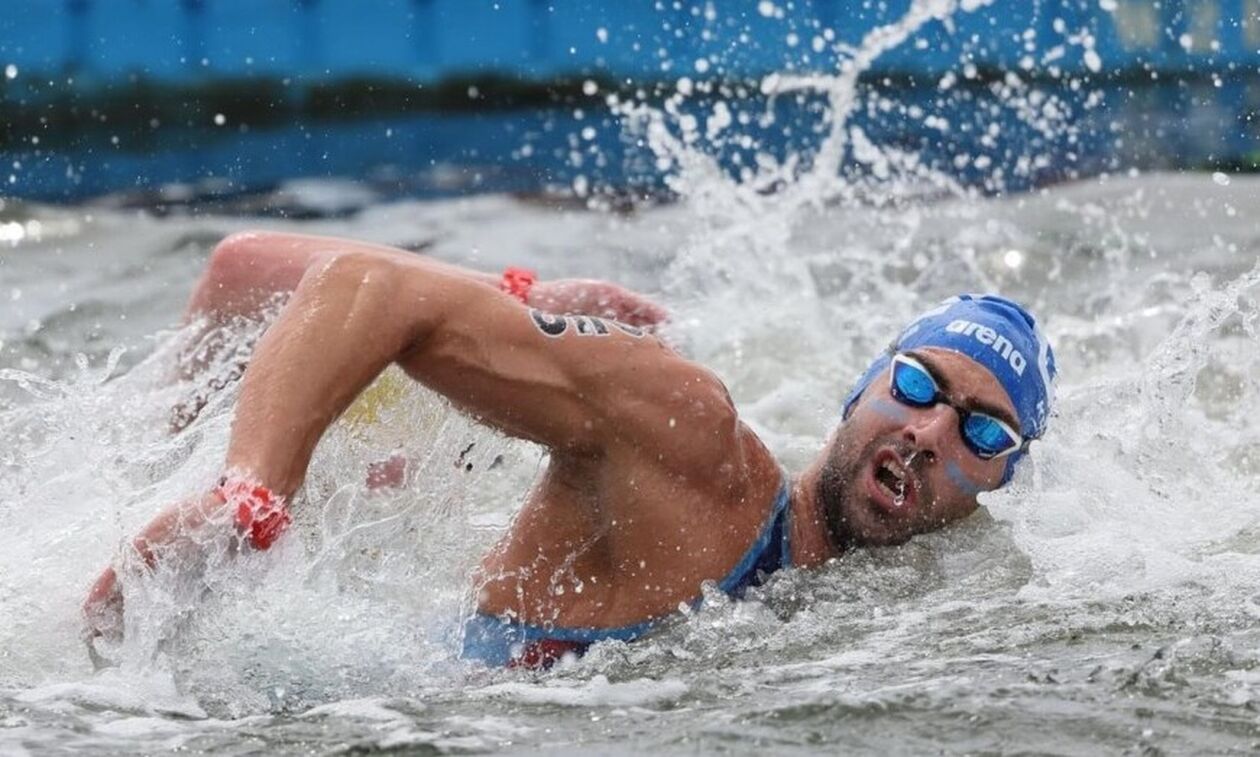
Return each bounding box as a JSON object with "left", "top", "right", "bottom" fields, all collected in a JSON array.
[{"left": 473, "top": 423, "right": 784, "bottom": 629}]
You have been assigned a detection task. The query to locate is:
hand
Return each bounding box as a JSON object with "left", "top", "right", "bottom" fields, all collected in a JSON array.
[
  {"left": 80, "top": 493, "right": 224, "bottom": 661},
  {"left": 527, "top": 279, "right": 669, "bottom": 329},
  {"left": 83, "top": 566, "right": 124, "bottom": 667}
]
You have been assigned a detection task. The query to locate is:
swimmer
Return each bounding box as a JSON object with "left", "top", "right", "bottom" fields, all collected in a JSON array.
[{"left": 83, "top": 231, "right": 1055, "bottom": 668}]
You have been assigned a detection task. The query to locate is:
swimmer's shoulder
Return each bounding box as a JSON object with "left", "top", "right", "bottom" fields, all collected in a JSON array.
[{"left": 599, "top": 347, "right": 777, "bottom": 493}]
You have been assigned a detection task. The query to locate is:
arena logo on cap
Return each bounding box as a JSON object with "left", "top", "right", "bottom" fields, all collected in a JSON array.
[{"left": 945, "top": 319, "right": 1027, "bottom": 376}]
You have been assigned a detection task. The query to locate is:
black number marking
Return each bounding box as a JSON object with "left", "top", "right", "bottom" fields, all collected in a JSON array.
[
  {"left": 530, "top": 309, "right": 568, "bottom": 337},
  {"left": 528, "top": 309, "right": 646, "bottom": 340},
  {"left": 573, "top": 316, "right": 610, "bottom": 336}
]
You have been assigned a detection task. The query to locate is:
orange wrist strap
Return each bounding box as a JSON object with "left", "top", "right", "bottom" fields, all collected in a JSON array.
[
  {"left": 500, "top": 266, "right": 537, "bottom": 304},
  {"left": 216, "top": 477, "right": 291, "bottom": 551}
]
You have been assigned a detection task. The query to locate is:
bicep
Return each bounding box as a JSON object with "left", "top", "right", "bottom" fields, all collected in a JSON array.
[{"left": 399, "top": 288, "right": 708, "bottom": 455}]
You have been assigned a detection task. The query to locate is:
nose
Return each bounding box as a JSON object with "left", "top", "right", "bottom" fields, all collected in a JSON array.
[{"left": 901, "top": 403, "right": 956, "bottom": 461}]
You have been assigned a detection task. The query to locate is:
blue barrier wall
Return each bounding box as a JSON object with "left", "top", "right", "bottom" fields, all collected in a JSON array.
[{"left": 1, "top": 0, "right": 1258, "bottom": 83}]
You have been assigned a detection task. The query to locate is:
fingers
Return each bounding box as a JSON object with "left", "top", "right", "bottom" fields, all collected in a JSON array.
[
  {"left": 84, "top": 566, "right": 118, "bottom": 611},
  {"left": 83, "top": 566, "right": 124, "bottom": 643},
  {"left": 619, "top": 295, "right": 670, "bottom": 328},
  {"left": 83, "top": 566, "right": 127, "bottom": 669},
  {"left": 603, "top": 286, "right": 669, "bottom": 328}
]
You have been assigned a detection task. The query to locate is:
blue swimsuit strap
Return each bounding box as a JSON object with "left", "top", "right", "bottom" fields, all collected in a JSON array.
[
  {"left": 716, "top": 480, "right": 793, "bottom": 594},
  {"left": 468, "top": 480, "right": 793, "bottom": 647}
]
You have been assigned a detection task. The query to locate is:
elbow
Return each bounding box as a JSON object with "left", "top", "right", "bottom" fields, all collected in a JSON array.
[
  {"left": 303, "top": 251, "right": 424, "bottom": 348},
  {"left": 307, "top": 250, "right": 399, "bottom": 297}
]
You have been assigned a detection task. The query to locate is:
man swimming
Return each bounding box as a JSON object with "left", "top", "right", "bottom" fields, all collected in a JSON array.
[{"left": 83, "top": 231, "right": 1056, "bottom": 668}]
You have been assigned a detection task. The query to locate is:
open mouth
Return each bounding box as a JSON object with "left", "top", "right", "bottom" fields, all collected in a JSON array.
[
  {"left": 867, "top": 448, "right": 917, "bottom": 515},
  {"left": 875, "top": 460, "right": 907, "bottom": 503}
]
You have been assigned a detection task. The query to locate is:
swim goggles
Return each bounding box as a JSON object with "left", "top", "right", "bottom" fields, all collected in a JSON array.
[{"left": 889, "top": 352, "right": 1028, "bottom": 460}]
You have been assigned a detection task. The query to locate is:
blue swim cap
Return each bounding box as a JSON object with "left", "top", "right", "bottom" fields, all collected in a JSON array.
[{"left": 841, "top": 294, "right": 1056, "bottom": 484}]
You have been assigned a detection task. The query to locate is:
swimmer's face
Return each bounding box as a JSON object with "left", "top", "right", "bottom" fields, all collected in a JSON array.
[{"left": 818, "top": 348, "right": 1016, "bottom": 548}]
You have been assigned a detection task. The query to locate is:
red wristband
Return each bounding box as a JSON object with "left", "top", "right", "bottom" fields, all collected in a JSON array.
[
  {"left": 500, "top": 266, "right": 537, "bottom": 304},
  {"left": 216, "top": 477, "right": 291, "bottom": 551}
]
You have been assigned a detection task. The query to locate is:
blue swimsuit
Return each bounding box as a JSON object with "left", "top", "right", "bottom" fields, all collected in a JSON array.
[{"left": 461, "top": 482, "right": 792, "bottom": 668}]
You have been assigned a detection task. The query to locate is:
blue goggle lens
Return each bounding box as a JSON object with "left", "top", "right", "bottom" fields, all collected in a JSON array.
[
  {"left": 891, "top": 358, "right": 938, "bottom": 406},
  {"left": 962, "top": 413, "right": 1018, "bottom": 457}
]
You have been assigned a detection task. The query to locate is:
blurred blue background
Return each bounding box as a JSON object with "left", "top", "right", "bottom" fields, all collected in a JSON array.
[
  {"left": 1, "top": 1, "right": 1257, "bottom": 207},
  {"left": 4, "top": 0, "right": 1259, "bottom": 80}
]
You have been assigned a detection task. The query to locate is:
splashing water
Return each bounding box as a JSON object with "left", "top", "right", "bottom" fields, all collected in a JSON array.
[{"left": 2, "top": 1, "right": 1260, "bottom": 753}]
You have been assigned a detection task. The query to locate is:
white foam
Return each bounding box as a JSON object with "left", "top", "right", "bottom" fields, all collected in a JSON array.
[
  {"left": 299, "top": 698, "right": 409, "bottom": 722},
  {"left": 15, "top": 673, "right": 206, "bottom": 720},
  {"left": 476, "top": 675, "right": 688, "bottom": 707}
]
